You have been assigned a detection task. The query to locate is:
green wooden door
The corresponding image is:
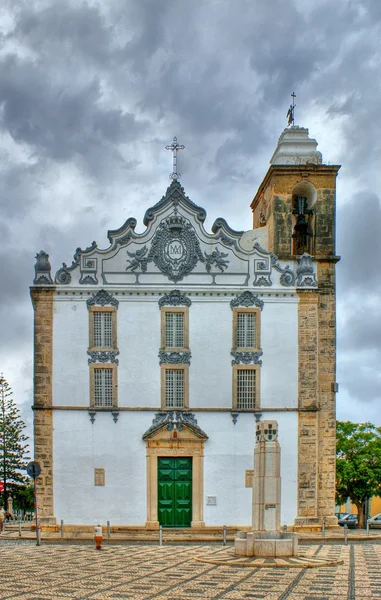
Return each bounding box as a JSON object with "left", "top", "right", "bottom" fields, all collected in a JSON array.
[{"left": 158, "top": 457, "right": 192, "bottom": 527}]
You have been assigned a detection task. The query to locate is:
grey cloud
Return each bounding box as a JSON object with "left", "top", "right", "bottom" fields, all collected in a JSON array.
[
  {"left": 337, "top": 192, "right": 381, "bottom": 292},
  {"left": 0, "top": 54, "right": 147, "bottom": 177}
]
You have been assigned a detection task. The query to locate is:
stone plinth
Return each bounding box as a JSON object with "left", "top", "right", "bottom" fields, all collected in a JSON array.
[{"left": 234, "top": 530, "right": 298, "bottom": 557}]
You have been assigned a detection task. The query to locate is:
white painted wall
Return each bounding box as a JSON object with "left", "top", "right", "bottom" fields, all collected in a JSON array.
[
  {"left": 53, "top": 410, "right": 298, "bottom": 526},
  {"left": 53, "top": 295, "right": 298, "bottom": 410}
]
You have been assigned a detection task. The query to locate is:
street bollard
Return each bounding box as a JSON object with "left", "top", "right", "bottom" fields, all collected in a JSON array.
[
  {"left": 366, "top": 519, "right": 369, "bottom": 536},
  {"left": 94, "top": 524, "right": 103, "bottom": 550},
  {"left": 60, "top": 519, "right": 64, "bottom": 538},
  {"left": 322, "top": 518, "right": 326, "bottom": 538},
  {"left": 159, "top": 524, "right": 163, "bottom": 546},
  {"left": 223, "top": 525, "right": 227, "bottom": 546},
  {"left": 18, "top": 519, "right": 22, "bottom": 537},
  {"left": 344, "top": 523, "right": 348, "bottom": 545},
  {"left": 107, "top": 520, "right": 111, "bottom": 538}
]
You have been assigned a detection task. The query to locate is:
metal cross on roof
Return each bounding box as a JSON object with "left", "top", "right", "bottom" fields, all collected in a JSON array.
[{"left": 165, "top": 136, "right": 185, "bottom": 180}]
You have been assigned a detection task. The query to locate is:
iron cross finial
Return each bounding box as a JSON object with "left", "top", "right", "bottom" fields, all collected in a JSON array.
[
  {"left": 165, "top": 136, "right": 185, "bottom": 180},
  {"left": 287, "top": 92, "right": 296, "bottom": 126}
]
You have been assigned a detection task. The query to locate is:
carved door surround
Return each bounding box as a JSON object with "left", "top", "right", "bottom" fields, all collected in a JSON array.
[{"left": 144, "top": 424, "right": 207, "bottom": 529}]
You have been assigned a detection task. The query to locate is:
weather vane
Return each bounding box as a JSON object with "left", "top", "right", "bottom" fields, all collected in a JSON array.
[
  {"left": 165, "top": 136, "right": 185, "bottom": 180},
  {"left": 287, "top": 92, "right": 296, "bottom": 126}
]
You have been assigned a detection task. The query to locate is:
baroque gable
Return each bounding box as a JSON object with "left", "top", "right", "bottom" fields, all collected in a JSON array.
[{"left": 34, "top": 180, "right": 318, "bottom": 289}]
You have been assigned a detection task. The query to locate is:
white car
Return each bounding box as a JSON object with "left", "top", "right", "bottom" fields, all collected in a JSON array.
[{"left": 368, "top": 514, "right": 381, "bottom": 529}]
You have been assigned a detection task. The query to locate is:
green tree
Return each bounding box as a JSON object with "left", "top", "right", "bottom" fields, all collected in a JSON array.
[
  {"left": 0, "top": 376, "right": 30, "bottom": 508},
  {"left": 336, "top": 420, "right": 381, "bottom": 528}
]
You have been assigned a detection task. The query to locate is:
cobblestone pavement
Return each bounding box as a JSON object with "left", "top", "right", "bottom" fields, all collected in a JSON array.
[{"left": 0, "top": 541, "right": 380, "bottom": 599}]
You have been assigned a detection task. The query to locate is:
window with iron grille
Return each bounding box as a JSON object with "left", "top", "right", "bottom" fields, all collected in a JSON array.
[
  {"left": 165, "top": 369, "right": 184, "bottom": 408},
  {"left": 165, "top": 312, "right": 184, "bottom": 348},
  {"left": 236, "top": 369, "right": 256, "bottom": 409},
  {"left": 93, "top": 312, "right": 113, "bottom": 347},
  {"left": 236, "top": 312, "right": 256, "bottom": 348},
  {"left": 94, "top": 368, "right": 113, "bottom": 407}
]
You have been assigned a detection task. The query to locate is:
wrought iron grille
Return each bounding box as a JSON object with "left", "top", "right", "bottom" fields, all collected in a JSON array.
[
  {"left": 165, "top": 369, "right": 184, "bottom": 408},
  {"left": 94, "top": 368, "right": 113, "bottom": 407},
  {"left": 237, "top": 369, "right": 256, "bottom": 409},
  {"left": 93, "top": 312, "right": 113, "bottom": 347}
]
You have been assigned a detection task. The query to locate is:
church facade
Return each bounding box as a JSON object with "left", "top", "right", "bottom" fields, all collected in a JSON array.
[{"left": 31, "top": 127, "right": 340, "bottom": 529}]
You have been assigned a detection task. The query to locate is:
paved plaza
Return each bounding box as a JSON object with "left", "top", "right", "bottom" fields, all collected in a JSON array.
[{"left": 0, "top": 541, "right": 380, "bottom": 599}]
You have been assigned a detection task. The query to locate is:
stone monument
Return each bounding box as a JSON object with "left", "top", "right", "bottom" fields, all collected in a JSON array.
[{"left": 234, "top": 420, "right": 298, "bottom": 557}]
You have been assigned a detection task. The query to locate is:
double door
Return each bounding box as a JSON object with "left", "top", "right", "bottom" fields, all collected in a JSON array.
[{"left": 157, "top": 457, "right": 192, "bottom": 527}]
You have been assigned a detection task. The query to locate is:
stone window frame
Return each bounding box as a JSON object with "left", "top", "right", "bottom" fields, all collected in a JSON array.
[
  {"left": 89, "top": 363, "right": 118, "bottom": 409},
  {"left": 232, "top": 307, "right": 261, "bottom": 351},
  {"left": 161, "top": 364, "right": 189, "bottom": 410},
  {"left": 160, "top": 306, "right": 189, "bottom": 351},
  {"left": 88, "top": 306, "right": 118, "bottom": 351},
  {"left": 232, "top": 364, "right": 261, "bottom": 410}
]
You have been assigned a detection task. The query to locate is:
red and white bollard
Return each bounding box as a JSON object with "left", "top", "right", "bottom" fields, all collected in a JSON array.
[{"left": 94, "top": 524, "right": 103, "bottom": 550}]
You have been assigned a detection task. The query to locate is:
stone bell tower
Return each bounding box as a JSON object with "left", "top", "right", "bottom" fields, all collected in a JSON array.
[{"left": 251, "top": 126, "right": 341, "bottom": 528}]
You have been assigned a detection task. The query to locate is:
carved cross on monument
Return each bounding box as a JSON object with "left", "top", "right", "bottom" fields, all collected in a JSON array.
[{"left": 165, "top": 136, "right": 185, "bottom": 180}]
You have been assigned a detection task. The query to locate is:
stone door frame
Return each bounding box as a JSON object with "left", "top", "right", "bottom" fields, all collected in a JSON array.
[{"left": 145, "top": 427, "right": 206, "bottom": 528}]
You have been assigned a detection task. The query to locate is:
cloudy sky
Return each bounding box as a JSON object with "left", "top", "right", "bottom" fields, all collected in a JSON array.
[{"left": 1, "top": 0, "right": 380, "bottom": 440}]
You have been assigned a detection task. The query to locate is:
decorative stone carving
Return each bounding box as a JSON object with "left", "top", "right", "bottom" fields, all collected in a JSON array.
[
  {"left": 279, "top": 267, "right": 296, "bottom": 287},
  {"left": 112, "top": 411, "right": 119, "bottom": 423},
  {"left": 231, "top": 351, "right": 263, "bottom": 366},
  {"left": 231, "top": 411, "right": 239, "bottom": 425},
  {"left": 158, "top": 289, "right": 192, "bottom": 307},
  {"left": 126, "top": 246, "right": 149, "bottom": 272},
  {"left": 204, "top": 248, "right": 229, "bottom": 273},
  {"left": 150, "top": 215, "right": 204, "bottom": 282},
  {"left": 126, "top": 215, "right": 206, "bottom": 282},
  {"left": 254, "top": 275, "right": 272, "bottom": 286},
  {"left": 33, "top": 251, "right": 53, "bottom": 284},
  {"left": 158, "top": 350, "right": 191, "bottom": 365},
  {"left": 80, "top": 274, "right": 98, "bottom": 285},
  {"left": 54, "top": 263, "right": 71, "bottom": 285},
  {"left": 89, "top": 411, "right": 96, "bottom": 424},
  {"left": 296, "top": 253, "right": 317, "bottom": 287},
  {"left": 142, "top": 411, "right": 208, "bottom": 440},
  {"left": 87, "top": 351, "right": 119, "bottom": 365},
  {"left": 230, "top": 291, "right": 264, "bottom": 310},
  {"left": 86, "top": 289, "right": 119, "bottom": 309},
  {"left": 143, "top": 180, "right": 207, "bottom": 227}
]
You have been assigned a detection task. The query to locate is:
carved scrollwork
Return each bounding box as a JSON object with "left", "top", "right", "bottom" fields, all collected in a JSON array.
[
  {"left": 231, "top": 351, "right": 263, "bottom": 366},
  {"left": 86, "top": 289, "right": 119, "bottom": 309},
  {"left": 158, "top": 350, "right": 191, "bottom": 365},
  {"left": 279, "top": 267, "right": 296, "bottom": 286},
  {"left": 87, "top": 350, "right": 119, "bottom": 365},
  {"left": 142, "top": 411, "right": 208, "bottom": 440},
  {"left": 230, "top": 291, "right": 264, "bottom": 310},
  {"left": 158, "top": 290, "right": 192, "bottom": 307},
  {"left": 55, "top": 264, "right": 72, "bottom": 285}
]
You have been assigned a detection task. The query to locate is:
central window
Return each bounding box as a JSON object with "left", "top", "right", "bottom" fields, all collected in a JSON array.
[
  {"left": 165, "top": 312, "right": 184, "bottom": 348},
  {"left": 161, "top": 307, "right": 189, "bottom": 351},
  {"left": 93, "top": 312, "right": 113, "bottom": 347},
  {"left": 165, "top": 369, "right": 184, "bottom": 408}
]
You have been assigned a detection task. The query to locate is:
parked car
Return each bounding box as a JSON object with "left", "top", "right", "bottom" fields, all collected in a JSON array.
[
  {"left": 368, "top": 513, "right": 381, "bottom": 529},
  {"left": 335, "top": 512, "right": 349, "bottom": 520},
  {"left": 338, "top": 513, "right": 358, "bottom": 528}
]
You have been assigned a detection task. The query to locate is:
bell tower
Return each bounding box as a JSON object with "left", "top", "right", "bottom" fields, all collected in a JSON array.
[{"left": 251, "top": 125, "right": 341, "bottom": 529}]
